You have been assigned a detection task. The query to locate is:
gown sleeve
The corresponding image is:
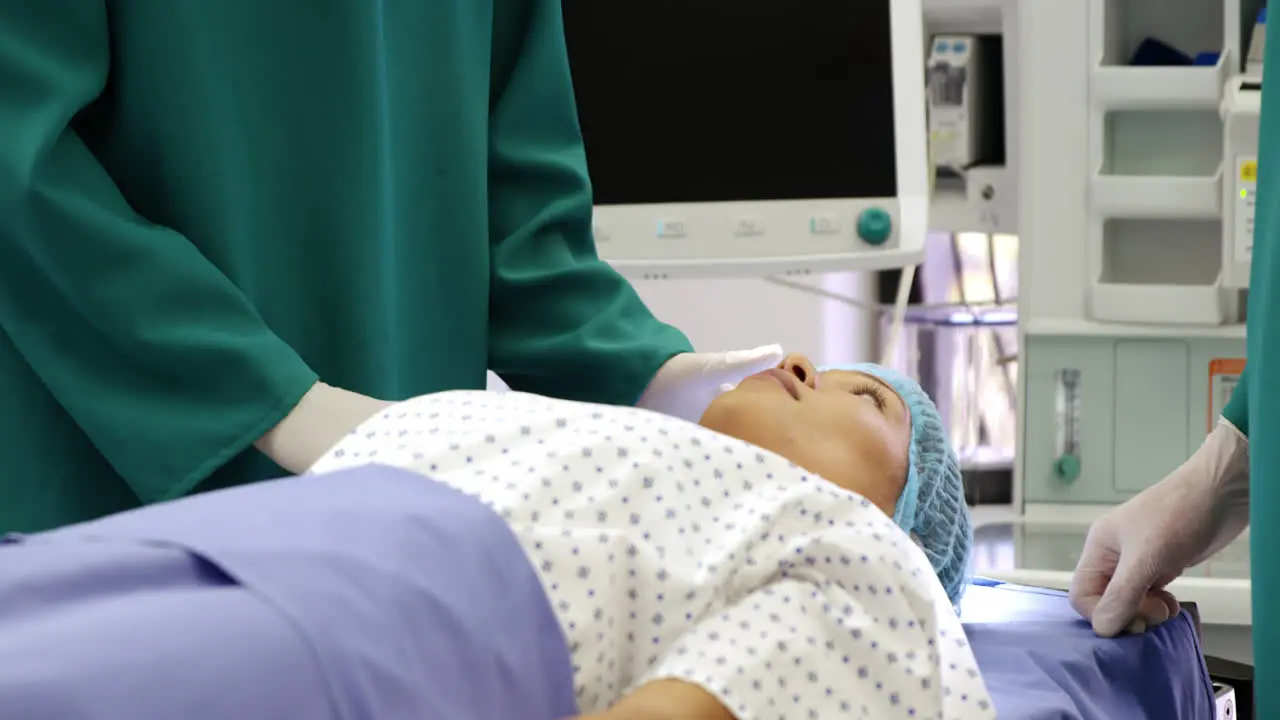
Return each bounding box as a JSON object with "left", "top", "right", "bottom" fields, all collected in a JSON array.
[
  {"left": 485, "top": 0, "right": 694, "bottom": 406},
  {"left": 0, "top": 3, "right": 318, "bottom": 503},
  {"left": 1222, "top": 362, "right": 1249, "bottom": 437}
]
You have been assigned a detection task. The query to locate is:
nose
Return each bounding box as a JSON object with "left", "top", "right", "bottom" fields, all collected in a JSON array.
[{"left": 778, "top": 353, "right": 818, "bottom": 389}]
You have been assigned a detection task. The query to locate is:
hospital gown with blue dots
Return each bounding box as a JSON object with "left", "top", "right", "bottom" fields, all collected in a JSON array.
[{"left": 312, "top": 391, "right": 994, "bottom": 719}]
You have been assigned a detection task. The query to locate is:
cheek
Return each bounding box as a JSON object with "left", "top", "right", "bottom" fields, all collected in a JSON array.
[
  {"left": 878, "top": 431, "right": 912, "bottom": 496},
  {"left": 860, "top": 443, "right": 909, "bottom": 511},
  {"left": 845, "top": 412, "right": 905, "bottom": 467},
  {"left": 838, "top": 423, "right": 910, "bottom": 510}
]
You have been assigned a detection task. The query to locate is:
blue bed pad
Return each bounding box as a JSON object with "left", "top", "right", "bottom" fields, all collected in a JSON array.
[
  {"left": 0, "top": 466, "right": 579, "bottom": 720},
  {"left": 0, "top": 465, "right": 1220, "bottom": 719},
  {"left": 962, "top": 578, "right": 1217, "bottom": 719}
]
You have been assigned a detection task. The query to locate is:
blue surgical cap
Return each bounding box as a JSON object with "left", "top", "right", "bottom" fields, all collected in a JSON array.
[{"left": 820, "top": 363, "right": 973, "bottom": 605}]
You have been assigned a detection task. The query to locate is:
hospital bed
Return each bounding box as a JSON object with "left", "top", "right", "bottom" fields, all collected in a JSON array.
[{"left": 0, "top": 465, "right": 1232, "bottom": 719}]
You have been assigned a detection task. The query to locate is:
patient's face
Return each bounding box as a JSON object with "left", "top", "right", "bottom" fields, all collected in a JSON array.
[{"left": 699, "top": 353, "right": 912, "bottom": 516}]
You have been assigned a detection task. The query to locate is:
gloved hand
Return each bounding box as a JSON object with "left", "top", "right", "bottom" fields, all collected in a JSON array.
[
  {"left": 636, "top": 344, "right": 785, "bottom": 422},
  {"left": 1069, "top": 419, "right": 1250, "bottom": 636},
  {"left": 254, "top": 381, "right": 394, "bottom": 474}
]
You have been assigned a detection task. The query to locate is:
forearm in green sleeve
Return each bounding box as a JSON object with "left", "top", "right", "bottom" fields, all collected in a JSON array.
[
  {"left": 0, "top": 2, "right": 317, "bottom": 502},
  {"left": 1222, "top": 364, "right": 1249, "bottom": 438},
  {"left": 485, "top": 0, "right": 692, "bottom": 406}
]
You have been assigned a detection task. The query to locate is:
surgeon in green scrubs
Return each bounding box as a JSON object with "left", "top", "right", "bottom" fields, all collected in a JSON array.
[
  {"left": 0, "top": 2, "right": 782, "bottom": 532},
  {"left": 1071, "top": 30, "right": 1280, "bottom": 718}
]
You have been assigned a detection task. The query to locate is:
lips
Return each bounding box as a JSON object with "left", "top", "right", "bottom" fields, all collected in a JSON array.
[{"left": 750, "top": 368, "right": 801, "bottom": 400}]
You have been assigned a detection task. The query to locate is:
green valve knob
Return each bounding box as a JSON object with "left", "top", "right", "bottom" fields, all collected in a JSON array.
[
  {"left": 856, "top": 207, "right": 893, "bottom": 245},
  {"left": 1053, "top": 454, "right": 1081, "bottom": 483}
]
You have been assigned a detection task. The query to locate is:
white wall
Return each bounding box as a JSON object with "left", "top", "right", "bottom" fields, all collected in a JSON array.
[
  {"left": 631, "top": 272, "right": 879, "bottom": 366},
  {"left": 485, "top": 272, "right": 877, "bottom": 392}
]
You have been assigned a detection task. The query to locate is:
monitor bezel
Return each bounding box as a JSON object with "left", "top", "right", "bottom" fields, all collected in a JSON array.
[{"left": 584, "top": 0, "right": 929, "bottom": 279}]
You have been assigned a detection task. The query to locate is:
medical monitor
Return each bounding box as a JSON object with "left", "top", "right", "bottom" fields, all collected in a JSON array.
[{"left": 562, "top": 0, "right": 928, "bottom": 278}]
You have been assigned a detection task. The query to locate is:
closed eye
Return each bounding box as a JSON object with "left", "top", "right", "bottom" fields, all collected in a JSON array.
[{"left": 852, "top": 384, "right": 887, "bottom": 411}]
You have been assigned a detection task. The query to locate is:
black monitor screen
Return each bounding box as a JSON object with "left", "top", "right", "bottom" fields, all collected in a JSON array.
[{"left": 562, "top": 1, "right": 897, "bottom": 206}]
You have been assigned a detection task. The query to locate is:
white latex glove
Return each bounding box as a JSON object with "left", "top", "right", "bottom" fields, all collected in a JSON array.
[
  {"left": 635, "top": 344, "right": 786, "bottom": 422},
  {"left": 254, "top": 381, "right": 394, "bottom": 474},
  {"left": 1069, "top": 419, "right": 1250, "bottom": 637}
]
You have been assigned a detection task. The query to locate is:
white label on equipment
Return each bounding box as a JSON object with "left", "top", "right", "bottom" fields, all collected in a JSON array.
[
  {"left": 809, "top": 215, "right": 843, "bottom": 236},
  {"left": 656, "top": 219, "right": 687, "bottom": 239},
  {"left": 733, "top": 217, "right": 765, "bottom": 237},
  {"left": 1235, "top": 155, "right": 1257, "bottom": 264},
  {"left": 1211, "top": 374, "right": 1240, "bottom": 427},
  {"left": 1206, "top": 358, "right": 1246, "bottom": 434}
]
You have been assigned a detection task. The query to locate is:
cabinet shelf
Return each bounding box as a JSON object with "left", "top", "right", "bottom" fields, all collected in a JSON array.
[
  {"left": 1091, "top": 174, "right": 1222, "bottom": 218},
  {"left": 1091, "top": 217, "right": 1230, "bottom": 325},
  {"left": 1091, "top": 60, "right": 1228, "bottom": 110},
  {"left": 1090, "top": 283, "right": 1229, "bottom": 325},
  {"left": 1023, "top": 318, "right": 1245, "bottom": 339}
]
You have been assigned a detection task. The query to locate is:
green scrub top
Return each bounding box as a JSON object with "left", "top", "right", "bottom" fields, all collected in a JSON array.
[
  {"left": 1248, "top": 29, "right": 1280, "bottom": 717},
  {"left": 0, "top": 1, "right": 692, "bottom": 532}
]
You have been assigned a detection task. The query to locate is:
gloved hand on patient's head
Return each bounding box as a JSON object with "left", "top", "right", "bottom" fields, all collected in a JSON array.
[
  {"left": 696, "top": 353, "right": 973, "bottom": 605},
  {"left": 1069, "top": 418, "right": 1249, "bottom": 637},
  {"left": 636, "top": 344, "right": 786, "bottom": 422}
]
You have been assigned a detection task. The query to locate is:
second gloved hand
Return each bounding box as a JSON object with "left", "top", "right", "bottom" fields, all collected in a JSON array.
[
  {"left": 636, "top": 344, "right": 785, "bottom": 422},
  {"left": 254, "top": 381, "right": 394, "bottom": 474},
  {"left": 1069, "top": 419, "right": 1250, "bottom": 637}
]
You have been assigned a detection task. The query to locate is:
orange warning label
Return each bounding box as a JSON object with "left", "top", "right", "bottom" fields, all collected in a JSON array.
[{"left": 1208, "top": 358, "right": 1246, "bottom": 434}]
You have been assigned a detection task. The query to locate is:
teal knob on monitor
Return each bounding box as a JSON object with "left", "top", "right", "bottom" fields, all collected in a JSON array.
[
  {"left": 1053, "top": 453, "right": 1081, "bottom": 483},
  {"left": 856, "top": 207, "right": 893, "bottom": 245}
]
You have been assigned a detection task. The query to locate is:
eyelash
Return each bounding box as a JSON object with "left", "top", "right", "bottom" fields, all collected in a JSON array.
[{"left": 853, "top": 384, "right": 887, "bottom": 410}]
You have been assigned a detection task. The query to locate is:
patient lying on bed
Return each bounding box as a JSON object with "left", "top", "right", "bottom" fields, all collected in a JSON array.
[{"left": 313, "top": 352, "right": 993, "bottom": 720}]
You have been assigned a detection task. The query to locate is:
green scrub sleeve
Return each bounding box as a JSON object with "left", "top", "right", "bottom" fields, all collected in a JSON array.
[
  {"left": 484, "top": 0, "right": 694, "bottom": 406},
  {"left": 1222, "top": 363, "right": 1250, "bottom": 438},
  {"left": 0, "top": 3, "right": 318, "bottom": 503}
]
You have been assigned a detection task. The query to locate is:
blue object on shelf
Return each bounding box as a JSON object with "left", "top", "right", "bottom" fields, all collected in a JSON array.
[
  {"left": 1129, "top": 37, "right": 1194, "bottom": 66},
  {"left": 1193, "top": 51, "right": 1221, "bottom": 66},
  {"left": 1260, "top": 7, "right": 1267, "bottom": 25}
]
